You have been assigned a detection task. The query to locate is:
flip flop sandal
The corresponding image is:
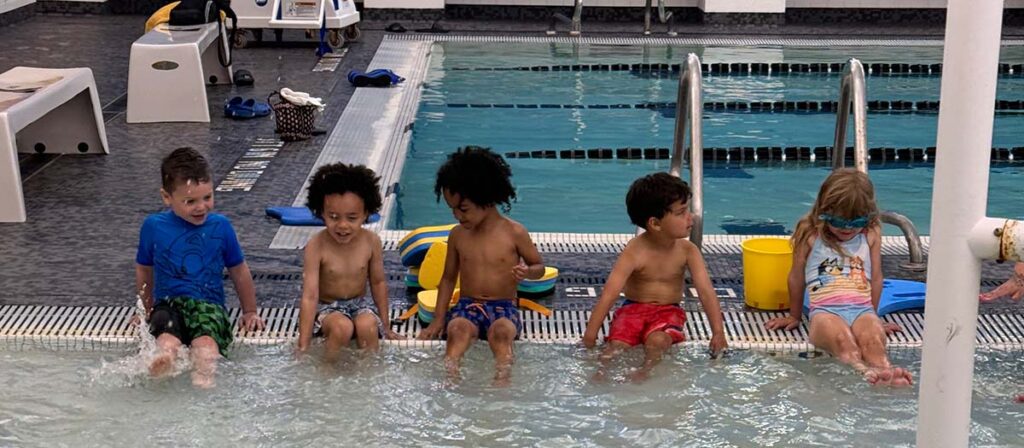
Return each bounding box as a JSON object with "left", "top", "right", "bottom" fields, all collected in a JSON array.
[{"left": 385, "top": 22, "right": 407, "bottom": 33}]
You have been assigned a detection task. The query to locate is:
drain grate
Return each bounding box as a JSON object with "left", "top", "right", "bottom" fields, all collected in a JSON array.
[{"left": 4, "top": 305, "right": 1023, "bottom": 353}]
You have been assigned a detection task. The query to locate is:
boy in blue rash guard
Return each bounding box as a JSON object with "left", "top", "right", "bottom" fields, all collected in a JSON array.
[
  {"left": 136, "top": 147, "right": 265, "bottom": 388},
  {"left": 417, "top": 146, "right": 545, "bottom": 385}
]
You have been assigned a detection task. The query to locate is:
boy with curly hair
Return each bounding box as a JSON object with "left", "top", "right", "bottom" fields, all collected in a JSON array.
[
  {"left": 297, "top": 163, "right": 401, "bottom": 363},
  {"left": 136, "top": 147, "right": 265, "bottom": 388},
  {"left": 583, "top": 173, "right": 726, "bottom": 382},
  {"left": 417, "top": 146, "right": 545, "bottom": 384}
]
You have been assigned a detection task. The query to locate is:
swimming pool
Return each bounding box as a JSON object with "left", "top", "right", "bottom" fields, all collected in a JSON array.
[
  {"left": 392, "top": 42, "right": 1024, "bottom": 234},
  {"left": 3, "top": 344, "right": 1024, "bottom": 445}
]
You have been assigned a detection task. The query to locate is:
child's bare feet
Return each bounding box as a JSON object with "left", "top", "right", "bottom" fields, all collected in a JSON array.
[
  {"left": 863, "top": 367, "right": 913, "bottom": 387},
  {"left": 627, "top": 368, "right": 651, "bottom": 383},
  {"left": 444, "top": 357, "right": 461, "bottom": 383},
  {"left": 148, "top": 352, "right": 175, "bottom": 378},
  {"left": 191, "top": 371, "right": 215, "bottom": 389},
  {"left": 493, "top": 364, "right": 512, "bottom": 388}
]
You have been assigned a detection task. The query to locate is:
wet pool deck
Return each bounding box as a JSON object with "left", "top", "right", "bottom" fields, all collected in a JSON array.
[{"left": 0, "top": 13, "right": 1021, "bottom": 321}]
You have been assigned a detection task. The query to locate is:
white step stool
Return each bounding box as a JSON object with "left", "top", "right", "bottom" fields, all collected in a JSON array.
[
  {"left": 0, "top": 66, "right": 109, "bottom": 223},
  {"left": 127, "top": 22, "right": 233, "bottom": 123}
]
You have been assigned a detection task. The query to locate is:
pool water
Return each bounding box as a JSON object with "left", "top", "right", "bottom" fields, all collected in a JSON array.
[
  {"left": 393, "top": 43, "right": 1024, "bottom": 234},
  {"left": 2, "top": 344, "right": 1024, "bottom": 446}
]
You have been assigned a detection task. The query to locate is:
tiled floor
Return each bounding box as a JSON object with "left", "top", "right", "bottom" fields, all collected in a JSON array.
[{"left": 0, "top": 13, "right": 1020, "bottom": 317}]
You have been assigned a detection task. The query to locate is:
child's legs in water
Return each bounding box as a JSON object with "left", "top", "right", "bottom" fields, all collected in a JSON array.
[
  {"left": 808, "top": 312, "right": 868, "bottom": 371},
  {"left": 851, "top": 313, "right": 913, "bottom": 386},
  {"left": 320, "top": 312, "right": 355, "bottom": 362},
  {"left": 353, "top": 312, "right": 381, "bottom": 351},
  {"left": 190, "top": 336, "right": 220, "bottom": 388},
  {"left": 445, "top": 317, "right": 479, "bottom": 368},
  {"left": 641, "top": 331, "right": 674, "bottom": 368},
  {"left": 150, "top": 333, "right": 183, "bottom": 377},
  {"left": 487, "top": 318, "right": 517, "bottom": 382}
]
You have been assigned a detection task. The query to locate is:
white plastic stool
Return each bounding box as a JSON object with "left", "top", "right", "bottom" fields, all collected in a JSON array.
[
  {"left": 127, "top": 22, "right": 233, "bottom": 123},
  {"left": 0, "top": 66, "right": 109, "bottom": 223}
]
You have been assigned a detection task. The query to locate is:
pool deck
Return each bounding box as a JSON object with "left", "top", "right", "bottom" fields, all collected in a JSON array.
[{"left": 0, "top": 14, "right": 1022, "bottom": 344}]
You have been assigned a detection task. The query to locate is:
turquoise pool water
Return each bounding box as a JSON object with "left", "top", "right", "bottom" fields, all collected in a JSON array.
[{"left": 393, "top": 43, "right": 1024, "bottom": 234}]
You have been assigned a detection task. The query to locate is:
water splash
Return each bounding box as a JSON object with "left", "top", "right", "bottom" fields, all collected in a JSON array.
[{"left": 87, "top": 295, "right": 191, "bottom": 387}]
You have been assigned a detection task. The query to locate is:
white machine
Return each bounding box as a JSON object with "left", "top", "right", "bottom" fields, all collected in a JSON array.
[{"left": 229, "top": 0, "right": 360, "bottom": 48}]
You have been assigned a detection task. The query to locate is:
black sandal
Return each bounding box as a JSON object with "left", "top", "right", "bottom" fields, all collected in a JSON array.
[
  {"left": 233, "top": 69, "right": 255, "bottom": 86},
  {"left": 385, "top": 22, "right": 407, "bottom": 33}
]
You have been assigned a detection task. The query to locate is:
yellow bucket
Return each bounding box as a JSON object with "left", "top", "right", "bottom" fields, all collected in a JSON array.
[{"left": 741, "top": 237, "right": 793, "bottom": 310}]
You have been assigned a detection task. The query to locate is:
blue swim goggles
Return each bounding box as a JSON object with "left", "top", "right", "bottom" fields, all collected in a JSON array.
[{"left": 818, "top": 213, "right": 874, "bottom": 229}]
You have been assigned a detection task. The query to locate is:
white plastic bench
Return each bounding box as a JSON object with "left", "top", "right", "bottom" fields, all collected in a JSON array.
[
  {"left": 127, "top": 22, "right": 233, "bottom": 123},
  {"left": 0, "top": 66, "right": 109, "bottom": 223}
]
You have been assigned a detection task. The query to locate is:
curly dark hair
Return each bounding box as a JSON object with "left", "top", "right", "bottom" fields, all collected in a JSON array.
[
  {"left": 305, "top": 163, "right": 383, "bottom": 218},
  {"left": 161, "top": 147, "right": 211, "bottom": 193},
  {"left": 626, "top": 172, "right": 692, "bottom": 229},
  {"left": 434, "top": 146, "right": 516, "bottom": 212}
]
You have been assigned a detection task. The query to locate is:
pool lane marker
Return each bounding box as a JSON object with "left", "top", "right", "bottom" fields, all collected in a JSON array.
[
  {"left": 446, "top": 62, "right": 1024, "bottom": 76},
  {"left": 444, "top": 99, "right": 1024, "bottom": 114},
  {"left": 502, "top": 146, "right": 1023, "bottom": 162}
]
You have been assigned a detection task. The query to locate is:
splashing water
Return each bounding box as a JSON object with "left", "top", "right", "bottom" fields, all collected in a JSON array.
[{"left": 88, "top": 296, "right": 191, "bottom": 387}]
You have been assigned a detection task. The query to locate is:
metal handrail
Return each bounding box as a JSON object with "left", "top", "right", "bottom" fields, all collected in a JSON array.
[
  {"left": 571, "top": 0, "right": 582, "bottom": 35},
  {"left": 547, "top": 0, "right": 583, "bottom": 36},
  {"left": 833, "top": 58, "right": 927, "bottom": 271},
  {"left": 671, "top": 53, "right": 704, "bottom": 248},
  {"left": 643, "top": 0, "right": 677, "bottom": 36}
]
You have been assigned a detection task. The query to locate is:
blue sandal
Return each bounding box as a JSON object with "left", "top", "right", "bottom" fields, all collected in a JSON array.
[{"left": 224, "top": 96, "right": 271, "bottom": 118}]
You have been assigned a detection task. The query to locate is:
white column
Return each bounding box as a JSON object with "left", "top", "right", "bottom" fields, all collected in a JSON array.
[{"left": 917, "top": 1, "right": 1004, "bottom": 447}]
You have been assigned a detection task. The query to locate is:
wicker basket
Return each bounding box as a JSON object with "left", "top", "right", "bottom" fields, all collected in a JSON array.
[{"left": 269, "top": 91, "right": 318, "bottom": 141}]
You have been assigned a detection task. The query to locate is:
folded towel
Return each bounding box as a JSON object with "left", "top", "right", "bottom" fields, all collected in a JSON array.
[{"left": 279, "top": 88, "right": 325, "bottom": 110}]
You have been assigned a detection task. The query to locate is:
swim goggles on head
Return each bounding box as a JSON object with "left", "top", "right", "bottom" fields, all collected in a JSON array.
[{"left": 818, "top": 213, "right": 873, "bottom": 229}]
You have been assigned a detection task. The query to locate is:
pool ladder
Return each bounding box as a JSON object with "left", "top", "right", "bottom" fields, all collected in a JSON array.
[
  {"left": 643, "top": 0, "right": 677, "bottom": 36},
  {"left": 650, "top": 53, "right": 705, "bottom": 247},
  {"left": 833, "top": 58, "right": 928, "bottom": 271},
  {"left": 547, "top": 0, "right": 583, "bottom": 36}
]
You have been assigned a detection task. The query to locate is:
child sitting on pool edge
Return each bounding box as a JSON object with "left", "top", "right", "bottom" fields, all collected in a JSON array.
[
  {"left": 296, "top": 163, "right": 402, "bottom": 362},
  {"left": 136, "top": 147, "right": 265, "bottom": 388},
  {"left": 583, "top": 173, "right": 727, "bottom": 381},
  {"left": 417, "top": 146, "right": 545, "bottom": 385},
  {"left": 765, "top": 168, "right": 913, "bottom": 386}
]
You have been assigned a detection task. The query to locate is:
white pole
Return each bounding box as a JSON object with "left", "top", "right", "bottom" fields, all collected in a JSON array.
[{"left": 917, "top": 1, "right": 1004, "bottom": 446}]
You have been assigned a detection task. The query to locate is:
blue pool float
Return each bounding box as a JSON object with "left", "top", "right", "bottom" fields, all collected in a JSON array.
[
  {"left": 801, "top": 279, "right": 926, "bottom": 317},
  {"left": 347, "top": 69, "right": 405, "bottom": 87},
  {"left": 265, "top": 206, "right": 380, "bottom": 226}
]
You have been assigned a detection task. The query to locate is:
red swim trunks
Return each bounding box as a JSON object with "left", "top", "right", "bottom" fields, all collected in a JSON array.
[{"left": 606, "top": 301, "right": 687, "bottom": 346}]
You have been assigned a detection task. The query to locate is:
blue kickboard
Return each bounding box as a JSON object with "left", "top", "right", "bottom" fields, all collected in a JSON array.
[
  {"left": 265, "top": 207, "right": 380, "bottom": 226},
  {"left": 802, "top": 279, "right": 926, "bottom": 317}
]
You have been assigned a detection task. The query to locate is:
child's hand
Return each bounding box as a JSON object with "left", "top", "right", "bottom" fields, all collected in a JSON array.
[
  {"left": 512, "top": 262, "right": 529, "bottom": 282},
  {"left": 980, "top": 263, "right": 1024, "bottom": 302},
  {"left": 385, "top": 329, "right": 405, "bottom": 340},
  {"left": 239, "top": 311, "right": 265, "bottom": 332},
  {"left": 765, "top": 315, "right": 800, "bottom": 331},
  {"left": 709, "top": 333, "right": 727, "bottom": 356},
  {"left": 882, "top": 322, "right": 902, "bottom": 335},
  {"left": 418, "top": 321, "right": 444, "bottom": 340},
  {"left": 582, "top": 331, "right": 598, "bottom": 349}
]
